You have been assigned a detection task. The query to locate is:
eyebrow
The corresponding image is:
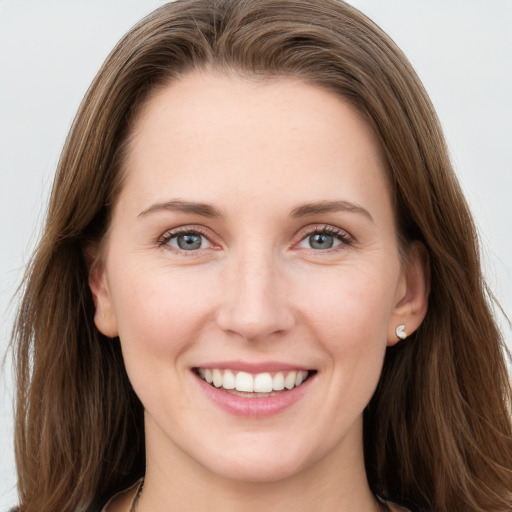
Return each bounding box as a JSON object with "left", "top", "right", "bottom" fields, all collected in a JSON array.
[
  {"left": 138, "top": 198, "right": 373, "bottom": 222},
  {"left": 138, "top": 199, "right": 223, "bottom": 218},
  {"left": 290, "top": 200, "right": 374, "bottom": 222}
]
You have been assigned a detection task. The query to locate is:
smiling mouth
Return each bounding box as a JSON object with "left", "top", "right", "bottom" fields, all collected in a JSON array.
[{"left": 194, "top": 368, "right": 315, "bottom": 397}]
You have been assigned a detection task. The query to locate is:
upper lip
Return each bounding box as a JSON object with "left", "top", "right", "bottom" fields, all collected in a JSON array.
[{"left": 193, "top": 360, "right": 313, "bottom": 373}]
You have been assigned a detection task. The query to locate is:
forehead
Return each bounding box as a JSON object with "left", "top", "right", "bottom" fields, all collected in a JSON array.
[{"left": 118, "top": 71, "right": 392, "bottom": 220}]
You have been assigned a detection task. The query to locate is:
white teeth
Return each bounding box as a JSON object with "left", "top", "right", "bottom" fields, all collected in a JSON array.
[
  {"left": 212, "top": 369, "right": 223, "bottom": 388},
  {"left": 295, "top": 370, "right": 308, "bottom": 387},
  {"left": 198, "top": 368, "right": 310, "bottom": 392},
  {"left": 284, "top": 371, "right": 297, "bottom": 390},
  {"left": 272, "top": 372, "right": 285, "bottom": 391},
  {"left": 253, "top": 373, "right": 273, "bottom": 393},
  {"left": 235, "top": 371, "right": 254, "bottom": 392},
  {"left": 223, "top": 370, "right": 235, "bottom": 390}
]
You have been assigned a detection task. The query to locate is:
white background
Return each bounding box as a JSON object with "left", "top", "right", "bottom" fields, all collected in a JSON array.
[{"left": 1, "top": 1, "right": 511, "bottom": 508}]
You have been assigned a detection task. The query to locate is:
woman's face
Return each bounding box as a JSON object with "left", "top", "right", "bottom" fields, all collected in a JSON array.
[{"left": 92, "top": 71, "right": 425, "bottom": 484}]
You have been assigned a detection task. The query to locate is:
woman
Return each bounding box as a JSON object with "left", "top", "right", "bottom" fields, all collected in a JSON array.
[{"left": 11, "top": 1, "right": 512, "bottom": 511}]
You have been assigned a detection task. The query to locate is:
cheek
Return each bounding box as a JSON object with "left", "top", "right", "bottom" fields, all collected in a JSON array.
[
  {"left": 107, "top": 262, "right": 215, "bottom": 415},
  {"left": 298, "top": 268, "right": 395, "bottom": 422},
  {"left": 108, "top": 260, "right": 213, "bottom": 358},
  {"left": 297, "top": 262, "right": 397, "bottom": 346}
]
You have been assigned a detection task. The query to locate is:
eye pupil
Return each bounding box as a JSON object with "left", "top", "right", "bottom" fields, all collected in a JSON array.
[
  {"left": 177, "top": 233, "right": 202, "bottom": 250},
  {"left": 309, "top": 233, "right": 334, "bottom": 249}
]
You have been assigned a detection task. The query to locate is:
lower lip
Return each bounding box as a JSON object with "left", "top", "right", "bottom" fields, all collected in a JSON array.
[{"left": 194, "top": 373, "right": 315, "bottom": 418}]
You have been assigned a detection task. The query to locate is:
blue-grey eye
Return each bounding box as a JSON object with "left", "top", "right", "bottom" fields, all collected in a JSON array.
[
  {"left": 309, "top": 233, "right": 335, "bottom": 249},
  {"left": 168, "top": 232, "right": 211, "bottom": 251},
  {"left": 297, "top": 228, "right": 347, "bottom": 250}
]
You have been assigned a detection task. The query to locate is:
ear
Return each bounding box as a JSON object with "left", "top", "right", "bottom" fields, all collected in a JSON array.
[
  {"left": 387, "top": 241, "right": 430, "bottom": 346},
  {"left": 88, "top": 258, "right": 119, "bottom": 338}
]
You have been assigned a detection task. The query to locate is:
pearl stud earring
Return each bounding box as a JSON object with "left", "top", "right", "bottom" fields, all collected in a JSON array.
[{"left": 396, "top": 324, "right": 407, "bottom": 340}]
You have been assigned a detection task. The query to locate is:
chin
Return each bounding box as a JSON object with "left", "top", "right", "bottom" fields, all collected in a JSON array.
[
  {"left": 207, "top": 454, "right": 308, "bottom": 484},
  {"left": 192, "top": 434, "right": 321, "bottom": 484}
]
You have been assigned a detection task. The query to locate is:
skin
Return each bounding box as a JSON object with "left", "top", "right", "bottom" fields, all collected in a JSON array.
[{"left": 91, "top": 71, "right": 429, "bottom": 512}]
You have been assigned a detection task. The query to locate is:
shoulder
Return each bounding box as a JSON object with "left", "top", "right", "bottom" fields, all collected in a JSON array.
[
  {"left": 378, "top": 498, "right": 411, "bottom": 512},
  {"left": 386, "top": 504, "right": 411, "bottom": 512},
  {"left": 100, "top": 478, "right": 142, "bottom": 512}
]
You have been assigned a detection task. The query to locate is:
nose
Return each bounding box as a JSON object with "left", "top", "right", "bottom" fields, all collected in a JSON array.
[{"left": 216, "top": 250, "right": 295, "bottom": 342}]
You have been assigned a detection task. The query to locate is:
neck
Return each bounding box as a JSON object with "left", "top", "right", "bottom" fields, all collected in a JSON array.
[{"left": 138, "top": 416, "right": 379, "bottom": 512}]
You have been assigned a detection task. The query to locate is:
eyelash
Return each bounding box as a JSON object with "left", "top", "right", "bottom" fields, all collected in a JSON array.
[
  {"left": 158, "top": 227, "right": 213, "bottom": 253},
  {"left": 157, "top": 225, "right": 353, "bottom": 254},
  {"left": 296, "top": 225, "right": 353, "bottom": 251}
]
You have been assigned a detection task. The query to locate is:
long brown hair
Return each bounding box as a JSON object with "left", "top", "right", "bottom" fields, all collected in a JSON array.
[{"left": 12, "top": 1, "right": 512, "bottom": 510}]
